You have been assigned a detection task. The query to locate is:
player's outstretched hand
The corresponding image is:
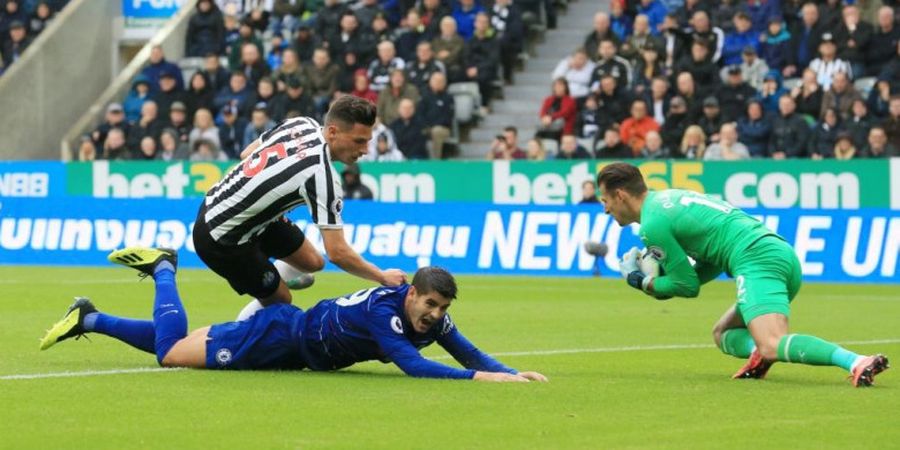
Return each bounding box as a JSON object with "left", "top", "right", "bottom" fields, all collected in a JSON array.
[
  {"left": 473, "top": 371, "right": 531, "bottom": 382},
  {"left": 380, "top": 269, "right": 407, "bottom": 286},
  {"left": 517, "top": 371, "right": 549, "bottom": 382}
]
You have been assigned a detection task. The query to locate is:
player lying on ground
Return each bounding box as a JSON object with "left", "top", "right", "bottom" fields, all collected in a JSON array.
[
  {"left": 597, "top": 162, "right": 889, "bottom": 387},
  {"left": 39, "top": 247, "right": 548, "bottom": 382}
]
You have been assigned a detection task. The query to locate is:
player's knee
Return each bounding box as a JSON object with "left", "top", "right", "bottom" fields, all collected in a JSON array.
[
  {"left": 711, "top": 326, "right": 724, "bottom": 347},
  {"left": 308, "top": 253, "right": 325, "bottom": 272}
]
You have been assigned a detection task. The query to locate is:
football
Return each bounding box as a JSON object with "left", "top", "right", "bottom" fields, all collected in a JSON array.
[{"left": 639, "top": 247, "right": 663, "bottom": 277}]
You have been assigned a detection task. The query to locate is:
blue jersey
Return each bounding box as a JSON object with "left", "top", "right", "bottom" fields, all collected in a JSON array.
[{"left": 298, "top": 285, "right": 516, "bottom": 379}]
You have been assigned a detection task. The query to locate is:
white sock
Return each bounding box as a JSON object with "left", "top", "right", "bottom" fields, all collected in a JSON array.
[
  {"left": 274, "top": 259, "right": 303, "bottom": 280},
  {"left": 235, "top": 299, "right": 264, "bottom": 321}
]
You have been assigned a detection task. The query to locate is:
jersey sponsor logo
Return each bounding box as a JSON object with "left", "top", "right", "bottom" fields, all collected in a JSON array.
[
  {"left": 441, "top": 315, "right": 454, "bottom": 336},
  {"left": 390, "top": 315, "right": 404, "bottom": 334},
  {"left": 647, "top": 246, "right": 666, "bottom": 261},
  {"left": 216, "top": 348, "right": 233, "bottom": 366}
]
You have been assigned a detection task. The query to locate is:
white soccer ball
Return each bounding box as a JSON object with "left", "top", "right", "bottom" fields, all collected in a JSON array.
[{"left": 639, "top": 248, "right": 662, "bottom": 277}]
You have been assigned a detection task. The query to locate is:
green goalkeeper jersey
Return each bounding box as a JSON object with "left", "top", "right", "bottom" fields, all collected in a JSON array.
[{"left": 638, "top": 189, "right": 780, "bottom": 298}]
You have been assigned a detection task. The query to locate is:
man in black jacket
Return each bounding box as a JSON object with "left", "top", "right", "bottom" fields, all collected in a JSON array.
[
  {"left": 405, "top": 41, "right": 446, "bottom": 93},
  {"left": 769, "top": 94, "right": 810, "bottom": 158},
  {"left": 784, "top": 3, "right": 824, "bottom": 78},
  {"left": 418, "top": 72, "right": 455, "bottom": 159},
  {"left": 717, "top": 65, "right": 757, "bottom": 122},
  {"left": 490, "top": 0, "right": 524, "bottom": 84},
  {"left": 865, "top": 6, "right": 900, "bottom": 77},
  {"left": 390, "top": 99, "right": 429, "bottom": 159},
  {"left": 464, "top": 13, "right": 500, "bottom": 109}
]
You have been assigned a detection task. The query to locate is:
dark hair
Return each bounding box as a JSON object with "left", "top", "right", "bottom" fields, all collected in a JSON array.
[
  {"left": 412, "top": 267, "right": 458, "bottom": 300},
  {"left": 504, "top": 125, "right": 518, "bottom": 135},
  {"left": 597, "top": 162, "right": 648, "bottom": 196},
  {"left": 325, "top": 95, "right": 377, "bottom": 129},
  {"left": 552, "top": 77, "right": 570, "bottom": 96}
]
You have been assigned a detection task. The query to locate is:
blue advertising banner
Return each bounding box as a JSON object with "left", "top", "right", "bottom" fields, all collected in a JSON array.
[
  {"left": 122, "top": 0, "right": 183, "bottom": 18},
  {"left": 0, "top": 198, "right": 897, "bottom": 283}
]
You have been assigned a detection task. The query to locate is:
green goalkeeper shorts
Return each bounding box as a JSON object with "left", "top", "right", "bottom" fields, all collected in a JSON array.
[{"left": 730, "top": 235, "right": 803, "bottom": 325}]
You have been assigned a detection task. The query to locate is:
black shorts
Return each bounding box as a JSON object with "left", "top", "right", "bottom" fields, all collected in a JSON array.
[{"left": 193, "top": 203, "right": 305, "bottom": 299}]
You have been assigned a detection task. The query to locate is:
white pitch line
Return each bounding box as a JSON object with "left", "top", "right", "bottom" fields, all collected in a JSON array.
[{"left": 3, "top": 338, "right": 898, "bottom": 381}]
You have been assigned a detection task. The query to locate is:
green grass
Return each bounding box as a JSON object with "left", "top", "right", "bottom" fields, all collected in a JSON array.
[{"left": 1, "top": 267, "right": 898, "bottom": 449}]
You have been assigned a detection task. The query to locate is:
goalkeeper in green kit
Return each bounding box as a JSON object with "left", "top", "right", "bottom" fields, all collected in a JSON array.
[{"left": 596, "top": 162, "right": 889, "bottom": 387}]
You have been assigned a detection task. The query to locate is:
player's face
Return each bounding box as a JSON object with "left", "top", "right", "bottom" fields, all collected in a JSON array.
[
  {"left": 599, "top": 185, "right": 633, "bottom": 225},
  {"left": 326, "top": 123, "right": 373, "bottom": 163},
  {"left": 405, "top": 287, "right": 451, "bottom": 333}
]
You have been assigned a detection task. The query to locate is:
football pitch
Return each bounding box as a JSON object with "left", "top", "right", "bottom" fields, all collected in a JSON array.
[{"left": 1, "top": 267, "right": 898, "bottom": 449}]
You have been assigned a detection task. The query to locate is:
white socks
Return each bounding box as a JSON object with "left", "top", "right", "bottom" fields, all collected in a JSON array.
[{"left": 235, "top": 299, "right": 264, "bottom": 321}]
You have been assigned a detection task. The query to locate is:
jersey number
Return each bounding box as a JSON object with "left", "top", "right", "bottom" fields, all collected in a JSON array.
[
  {"left": 335, "top": 288, "right": 378, "bottom": 306},
  {"left": 680, "top": 196, "right": 733, "bottom": 214},
  {"left": 242, "top": 143, "right": 287, "bottom": 177}
]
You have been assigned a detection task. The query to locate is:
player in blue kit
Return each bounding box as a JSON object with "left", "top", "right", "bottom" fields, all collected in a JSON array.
[{"left": 39, "top": 247, "right": 547, "bottom": 382}]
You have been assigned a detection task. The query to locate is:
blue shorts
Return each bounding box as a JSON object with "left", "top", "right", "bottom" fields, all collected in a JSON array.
[{"left": 206, "top": 303, "right": 307, "bottom": 370}]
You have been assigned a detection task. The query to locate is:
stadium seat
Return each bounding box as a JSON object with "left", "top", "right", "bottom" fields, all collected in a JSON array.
[
  {"left": 854, "top": 77, "right": 876, "bottom": 97},
  {"left": 448, "top": 82, "right": 482, "bottom": 124},
  {"left": 781, "top": 77, "right": 801, "bottom": 93}
]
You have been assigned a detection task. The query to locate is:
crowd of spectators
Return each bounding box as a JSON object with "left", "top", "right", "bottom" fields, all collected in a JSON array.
[
  {"left": 81, "top": 0, "right": 558, "bottom": 162},
  {"left": 0, "top": 0, "right": 69, "bottom": 76},
  {"left": 498, "top": 1, "right": 900, "bottom": 161}
]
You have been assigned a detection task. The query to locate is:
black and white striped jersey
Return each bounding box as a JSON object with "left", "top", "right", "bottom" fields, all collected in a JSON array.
[{"left": 202, "top": 116, "right": 344, "bottom": 246}]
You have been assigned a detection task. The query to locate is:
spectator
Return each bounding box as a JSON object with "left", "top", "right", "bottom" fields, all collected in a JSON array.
[
  {"left": 368, "top": 40, "right": 405, "bottom": 92},
  {"left": 809, "top": 33, "right": 852, "bottom": 89},
  {"left": 189, "top": 108, "right": 222, "bottom": 151},
  {"left": 596, "top": 127, "right": 633, "bottom": 158},
  {"left": 589, "top": 39, "right": 632, "bottom": 93},
  {"left": 157, "top": 128, "right": 190, "bottom": 161},
  {"left": 1, "top": 20, "right": 30, "bottom": 68},
  {"left": 661, "top": 96, "right": 691, "bottom": 150},
  {"left": 759, "top": 17, "right": 790, "bottom": 73},
  {"left": 250, "top": 78, "right": 281, "bottom": 120},
  {"left": 834, "top": 5, "right": 873, "bottom": 80},
  {"left": 593, "top": 75, "right": 629, "bottom": 124},
  {"left": 153, "top": 70, "right": 188, "bottom": 119},
  {"left": 673, "top": 0, "right": 705, "bottom": 29},
  {"left": 698, "top": 96, "right": 723, "bottom": 143},
  {"left": 658, "top": 13, "right": 687, "bottom": 70},
  {"left": 676, "top": 125, "right": 707, "bottom": 159},
  {"left": 271, "top": 48, "right": 305, "bottom": 92},
  {"left": 579, "top": 180, "right": 599, "bottom": 204},
  {"left": 556, "top": 134, "right": 592, "bottom": 159},
  {"left": 737, "top": 99, "right": 772, "bottom": 157},
  {"left": 271, "top": 0, "right": 304, "bottom": 36},
  {"left": 242, "top": 103, "right": 276, "bottom": 148},
  {"left": 831, "top": 131, "right": 858, "bottom": 159},
  {"left": 103, "top": 128, "right": 131, "bottom": 160},
  {"left": 576, "top": 95, "right": 604, "bottom": 141},
  {"left": 490, "top": 0, "right": 524, "bottom": 84},
  {"left": 291, "top": 24, "right": 316, "bottom": 62},
  {"left": 190, "top": 138, "right": 227, "bottom": 161},
  {"left": 808, "top": 107, "right": 842, "bottom": 158},
  {"left": 632, "top": 43, "right": 664, "bottom": 94},
  {"left": 244, "top": 5, "right": 270, "bottom": 33},
  {"left": 91, "top": 103, "right": 130, "bottom": 152},
  {"left": 405, "top": 41, "right": 446, "bottom": 94},
  {"left": 620, "top": 99, "right": 661, "bottom": 154},
  {"left": 278, "top": 76, "right": 315, "bottom": 119},
  {"left": 200, "top": 53, "right": 230, "bottom": 93},
  {"left": 689, "top": 11, "right": 725, "bottom": 63},
  {"left": 127, "top": 100, "right": 163, "bottom": 151},
  {"left": 432, "top": 16, "right": 465, "bottom": 82},
  {"left": 790, "top": 68, "right": 823, "bottom": 119},
  {"left": 674, "top": 72, "right": 704, "bottom": 122},
  {"left": 418, "top": 0, "right": 450, "bottom": 39},
  {"left": 820, "top": 71, "right": 862, "bottom": 121},
  {"left": 372, "top": 12, "right": 393, "bottom": 43},
  {"left": 0, "top": 0, "right": 27, "bottom": 45},
  {"left": 621, "top": 14, "right": 663, "bottom": 65},
  {"left": 141, "top": 45, "right": 184, "bottom": 91},
  {"left": 185, "top": 72, "right": 216, "bottom": 118},
  {"left": 609, "top": 0, "right": 632, "bottom": 41},
  {"left": 769, "top": 94, "right": 810, "bottom": 158},
  {"left": 315, "top": 0, "right": 347, "bottom": 40},
  {"left": 584, "top": 12, "right": 620, "bottom": 61},
  {"left": 757, "top": 70, "right": 788, "bottom": 115},
  {"left": 868, "top": 75, "right": 893, "bottom": 118},
  {"left": 845, "top": 99, "right": 874, "bottom": 150},
  {"left": 552, "top": 48, "right": 596, "bottom": 101},
  {"left": 366, "top": 131, "right": 405, "bottom": 161},
  {"left": 185, "top": 0, "right": 224, "bottom": 57},
  {"left": 351, "top": 69, "right": 379, "bottom": 103},
  {"left": 883, "top": 96, "right": 900, "bottom": 149},
  {"left": 217, "top": 104, "right": 248, "bottom": 159},
  {"left": 222, "top": 14, "right": 240, "bottom": 54},
  {"left": 342, "top": 164, "right": 373, "bottom": 200},
  {"left": 862, "top": 126, "right": 898, "bottom": 157},
  {"left": 745, "top": 0, "right": 780, "bottom": 34},
  {"left": 486, "top": 133, "right": 524, "bottom": 160},
  {"left": 390, "top": 98, "right": 429, "bottom": 159},
  {"left": 464, "top": 12, "right": 500, "bottom": 112},
  {"left": 213, "top": 71, "right": 253, "bottom": 118},
  {"left": 166, "top": 101, "right": 192, "bottom": 143},
  {"left": 736, "top": 45, "right": 769, "bottom": 91},
  {"left": 452, "top": 0, "right": 483, "bottom": 41},
  {"left": 77, "top": 135, "right": 96, "bottom": 161},
  {"left": 395, "top": 10, "right": 429, "bottom": 62},
  {"left": 377, "top": 69, "right": 420, "bottom": 125},
  {"left": 238, "top": 42, "right": 271, "bottom": 88},
  {"left": 135, "top": 136, "right": 158, "bottom": 160},
  {"left": 784, "top": 2, "right": 824, "bottom": 78},
  {"left": 327, "top": 12, "right": 376, "bottom": 70},
  {"left": 418, "top": 71, "right": 454, "bottom": 159},
  {"left": 536, "top": 78, "right": 577, "bottom": 141},
  {"left": 673, "top": 38, "right": 718, "bottom": 89},
  {"left": 721, "top": 12, "right": 758, "bottom": 66},
  {"left": 639, "top": 130, "right": 669, "bottom": 159},
  {"left": 123, "top": 76, "right": 152, "bottom": 123},
  {"left": 353, "top": 0, "right": 384, "bottom": 32},
  {"left": 28, "top": 1, "right": 52, "bottom": 36},
  {"left": 305, "top": 48, "right": 340, "bottom": 115},
  {"left": 717, "top": 65, "right": 757, "bottom": 122},
  {"left": 226, "top": 19, "right": 263, "bottom": 71},
  {"left": 526, "top": 138, "right": 547, "bottom": 160},
  {"left": 866, "top": 7, "right": 899, "bottom": 77},
  {"left": 637, "top": 0, "right": 667, "bottom": 37}
]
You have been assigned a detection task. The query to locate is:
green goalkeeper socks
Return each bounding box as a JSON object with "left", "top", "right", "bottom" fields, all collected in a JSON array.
[
  {"left": 719, "top": 328, "right": 756, "bottom": 358},
  {"left": 776, "top": 334, "right": 859, "bottom": 370}
]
